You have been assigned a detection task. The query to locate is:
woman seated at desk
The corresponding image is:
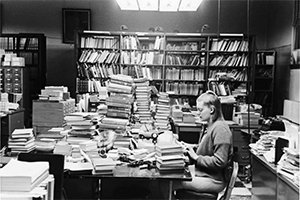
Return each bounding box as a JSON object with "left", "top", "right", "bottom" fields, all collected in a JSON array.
[{"left": 168, "top": 90, "right": 233, "bottom": 195}]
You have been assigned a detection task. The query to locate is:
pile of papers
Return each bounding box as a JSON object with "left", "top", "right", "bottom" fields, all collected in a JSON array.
[{"left": 0, "top": 159, "right": 49, "bottom": 192}]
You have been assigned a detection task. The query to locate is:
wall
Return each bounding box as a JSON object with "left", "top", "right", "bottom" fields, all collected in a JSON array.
[{"left": 264, "top": 0, "right": 294, "bottom": 115}]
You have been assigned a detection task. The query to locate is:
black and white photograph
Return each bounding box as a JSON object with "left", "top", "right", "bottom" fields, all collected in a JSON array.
[{"left": 0, "top": 0, "right": 299, "bottom": 200}]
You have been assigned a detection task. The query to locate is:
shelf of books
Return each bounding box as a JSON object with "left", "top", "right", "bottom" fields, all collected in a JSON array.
[
  {"left": 75, "top": 31, "right": 254, "bottom": 107},
  {"left": 253, "top": 50, "right": 276, "bottom": 117},
  {"left": 0, "top": 33, "right": 46, "bottom": 127},
  {"left": 207, "top": 35, "right": 252, "bottom": 98},
  {"left": 164, "top": 34, "right": 208, "bottom": 105}
]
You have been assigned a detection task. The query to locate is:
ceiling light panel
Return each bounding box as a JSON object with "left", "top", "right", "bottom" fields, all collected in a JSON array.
[
  {"left": 138, "top": 0, "right": 159, "bottom": 11},
  {"left": 116, "top": 0, "right": 139, "bottom": 10},
  {"left": 159, "top": 0, "right": 181, "bottom": 12},
  {"left": 179, "top": 0, "right": 203, "bottom": 11}
]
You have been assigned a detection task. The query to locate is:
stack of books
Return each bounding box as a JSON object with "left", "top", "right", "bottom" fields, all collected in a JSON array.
[
  {"left": 38, "top": 86, "right": 69, "bottom": 101},
  {"left": 98, "top": 117, "right": 129, "bottom": 131},
  {"left": 65, "top": 112, "right": 97, "bottom": 142},
  {"left": 91, "top": 157, "right": 117, "bottom": 175},
  {"left": 156, "top": 144, "right": 185, "bottom": 173},
  {"left": 8, "top": 128, "right": 35, "bottom": 154},
  {"left": 235, "top": 112, "right": 260, "bottom": 127},
  {"left": 113, "top": 134, "right": 133, "bottom": 149},
  {"left": 155, "top": 92, "right": 171, "bottom": 130},
  {"left": 106, "top": 74, "right": 134, "bottom": 119},
  {"left": 0, "top": 159, "right": 49, "bottom": 192},
  {"left": 134, "top": 78, "right": 152, "bottom": 123}
]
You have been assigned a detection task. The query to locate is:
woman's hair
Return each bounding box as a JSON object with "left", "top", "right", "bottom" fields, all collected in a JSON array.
[{"left": 196, "top": 90, "right": 224, "bottom": 122}]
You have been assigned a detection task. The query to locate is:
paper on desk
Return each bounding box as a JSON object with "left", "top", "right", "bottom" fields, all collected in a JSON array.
[
  {"left": 64, "top": 161, "right": 93, "bottom": 171},
  {"left": 263, "top": 148, "right": 275, "bottom": 163}
]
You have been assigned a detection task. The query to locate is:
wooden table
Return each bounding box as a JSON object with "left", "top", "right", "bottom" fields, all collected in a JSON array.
[{"left": 65, "top": 163, "right": 192, "bottom": 200}]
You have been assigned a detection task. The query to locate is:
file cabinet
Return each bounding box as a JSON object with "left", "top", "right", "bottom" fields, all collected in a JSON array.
[{"left": 0, "top": 109, "right": 25, "bottom": 148}]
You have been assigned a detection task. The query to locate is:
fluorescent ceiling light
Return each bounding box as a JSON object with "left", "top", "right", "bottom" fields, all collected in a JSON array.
[
  {"left": 179, "top": 0, "right": 203, "bottom": 11},
  {"left": 116, "top": 0, "right": 139, "bottom": 10},
  {"left": 159, "top": 0, "right": 181, "bottom": 12},
  {"left": 115, "top": 0, "right": 203, "bottom": 12},
  {"left": 138, "top": 0, "right": 159, "bottom": 11}
]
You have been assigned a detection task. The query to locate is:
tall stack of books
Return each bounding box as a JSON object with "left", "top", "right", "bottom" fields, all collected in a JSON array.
[
  {"left": 98, "top": 74, "right": 133, "bottom": 131},
  {"left": 134, "top": 78, "right": 152, "bottom": 123},
  {"left": 155, "top": 92, "right": 171, "bottom": 130},
  {"left": 156, "top": 143, "right": 185, "bottom": 173},
  {"left": 91, "top": 157, "right": 117, "bottom": 175},
  {"left": 8, "top": 128, "right": 35, "bottom": 154},
  {"left": 106, "top": 74, "right": 134, "bottom": 119}
]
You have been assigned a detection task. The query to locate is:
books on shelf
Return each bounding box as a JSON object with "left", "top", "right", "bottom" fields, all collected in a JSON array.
[
  {"left": 81, "top": 36, "right": 119, "bottom": 49},
  {"left": 0, "top": 159, "right": 49, "bottom": 192}
]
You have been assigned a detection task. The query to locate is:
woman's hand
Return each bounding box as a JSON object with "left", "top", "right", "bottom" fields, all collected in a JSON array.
[{"left": 186, "top": 147, "right": 198, "bottom": 162}]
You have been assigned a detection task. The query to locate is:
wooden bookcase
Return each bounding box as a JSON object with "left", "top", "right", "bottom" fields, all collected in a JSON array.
[
  {"left": 74, "top": 31, "right": 254, "bottom": 107},
  {"left": 253, "top": 50, "right": 276, "bottom": 117},
  {"left": 0, "top": 33, "right": 46, "bottom": 127}
]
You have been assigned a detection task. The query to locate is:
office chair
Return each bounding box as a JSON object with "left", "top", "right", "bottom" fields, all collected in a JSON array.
[
  {"left": 174, "top": 162, "right": 239, "bottom": 200},
  {"left": 17, "top": 152, "right": 65, "bottom": 200}
]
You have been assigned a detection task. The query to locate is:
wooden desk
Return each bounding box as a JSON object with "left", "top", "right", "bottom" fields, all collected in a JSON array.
[
  {"left": 251, "top": 152, "right": 299, "bottom": 200},
  {"left": 65, "top": 164, "right": 192, "bottom": 200}
]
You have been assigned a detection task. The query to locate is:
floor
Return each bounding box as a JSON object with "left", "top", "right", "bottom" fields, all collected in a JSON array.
[{"left": 229, "top": 178, "right": 252, "bottom": 200}]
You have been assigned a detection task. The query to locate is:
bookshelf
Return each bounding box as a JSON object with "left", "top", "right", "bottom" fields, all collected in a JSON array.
[
  {"left": 207, "top": 35, "right": 252, "bottom": 96},
  {"left": 0, "top": 33, "right": 46, "bottom": 127},
  {"left": 253, "top": 50, "right": 276, "bottom": 117},
  {"left": 75, "top": 31, "right": 254, "bottom": 107}
]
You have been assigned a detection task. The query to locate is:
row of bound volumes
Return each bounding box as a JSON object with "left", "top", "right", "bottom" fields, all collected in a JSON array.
[
  {"left": 165, "top": 82, "right": 203, "bottom": 96},
  {"left": 121, "top": 35, "right": 164, "bottom": 50},
  {"left": 0, "top": 37, "right": 15, "bottom": 49},
  {"left": 77, "top": 63, "right": 122, "bottom": 79},
  {"left": 121, "top": 51, "right": 164, "bottom": 65},
  {"left": 208, "top": 82, "right": 232, "bottom": 96},
  {"left": 76, "top": 78, "right": 104, "bottom": 93},
  {"left": 210, "top": 39, "right": 248, "bottom": 52},
  {"left": 80, "top": 36, "right": 119, "bottom": 49},
  {"left": 165, "top": 68, "right": 205, "bottom": 81},
  {"left": 19, "top": 38, "right": 39, "bottom": 50},
  {"left": 166, "top": 54, "right": 205, "bottom": 66},
  {"left": 209, "top": 69, "right": 248, "bottom": 81},
  {"left": 79, "top": 50, "right": 120, "bottom": 64},
  {"left": 209, "top": 54, "right": 248, "bottom": 66},
  {"left": 165, "top": 41, "right": 206, "bottom": 51},
  {"left": 256, "top": 52, "right": 275, "bottom": 65}
]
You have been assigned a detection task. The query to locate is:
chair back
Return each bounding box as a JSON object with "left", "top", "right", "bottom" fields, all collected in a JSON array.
[
  {"left": 18, "top": 153, "right": 65, "bottom": 200},
  {"left": 219, "top": 161, "right": 239, "bottom": 200}
]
